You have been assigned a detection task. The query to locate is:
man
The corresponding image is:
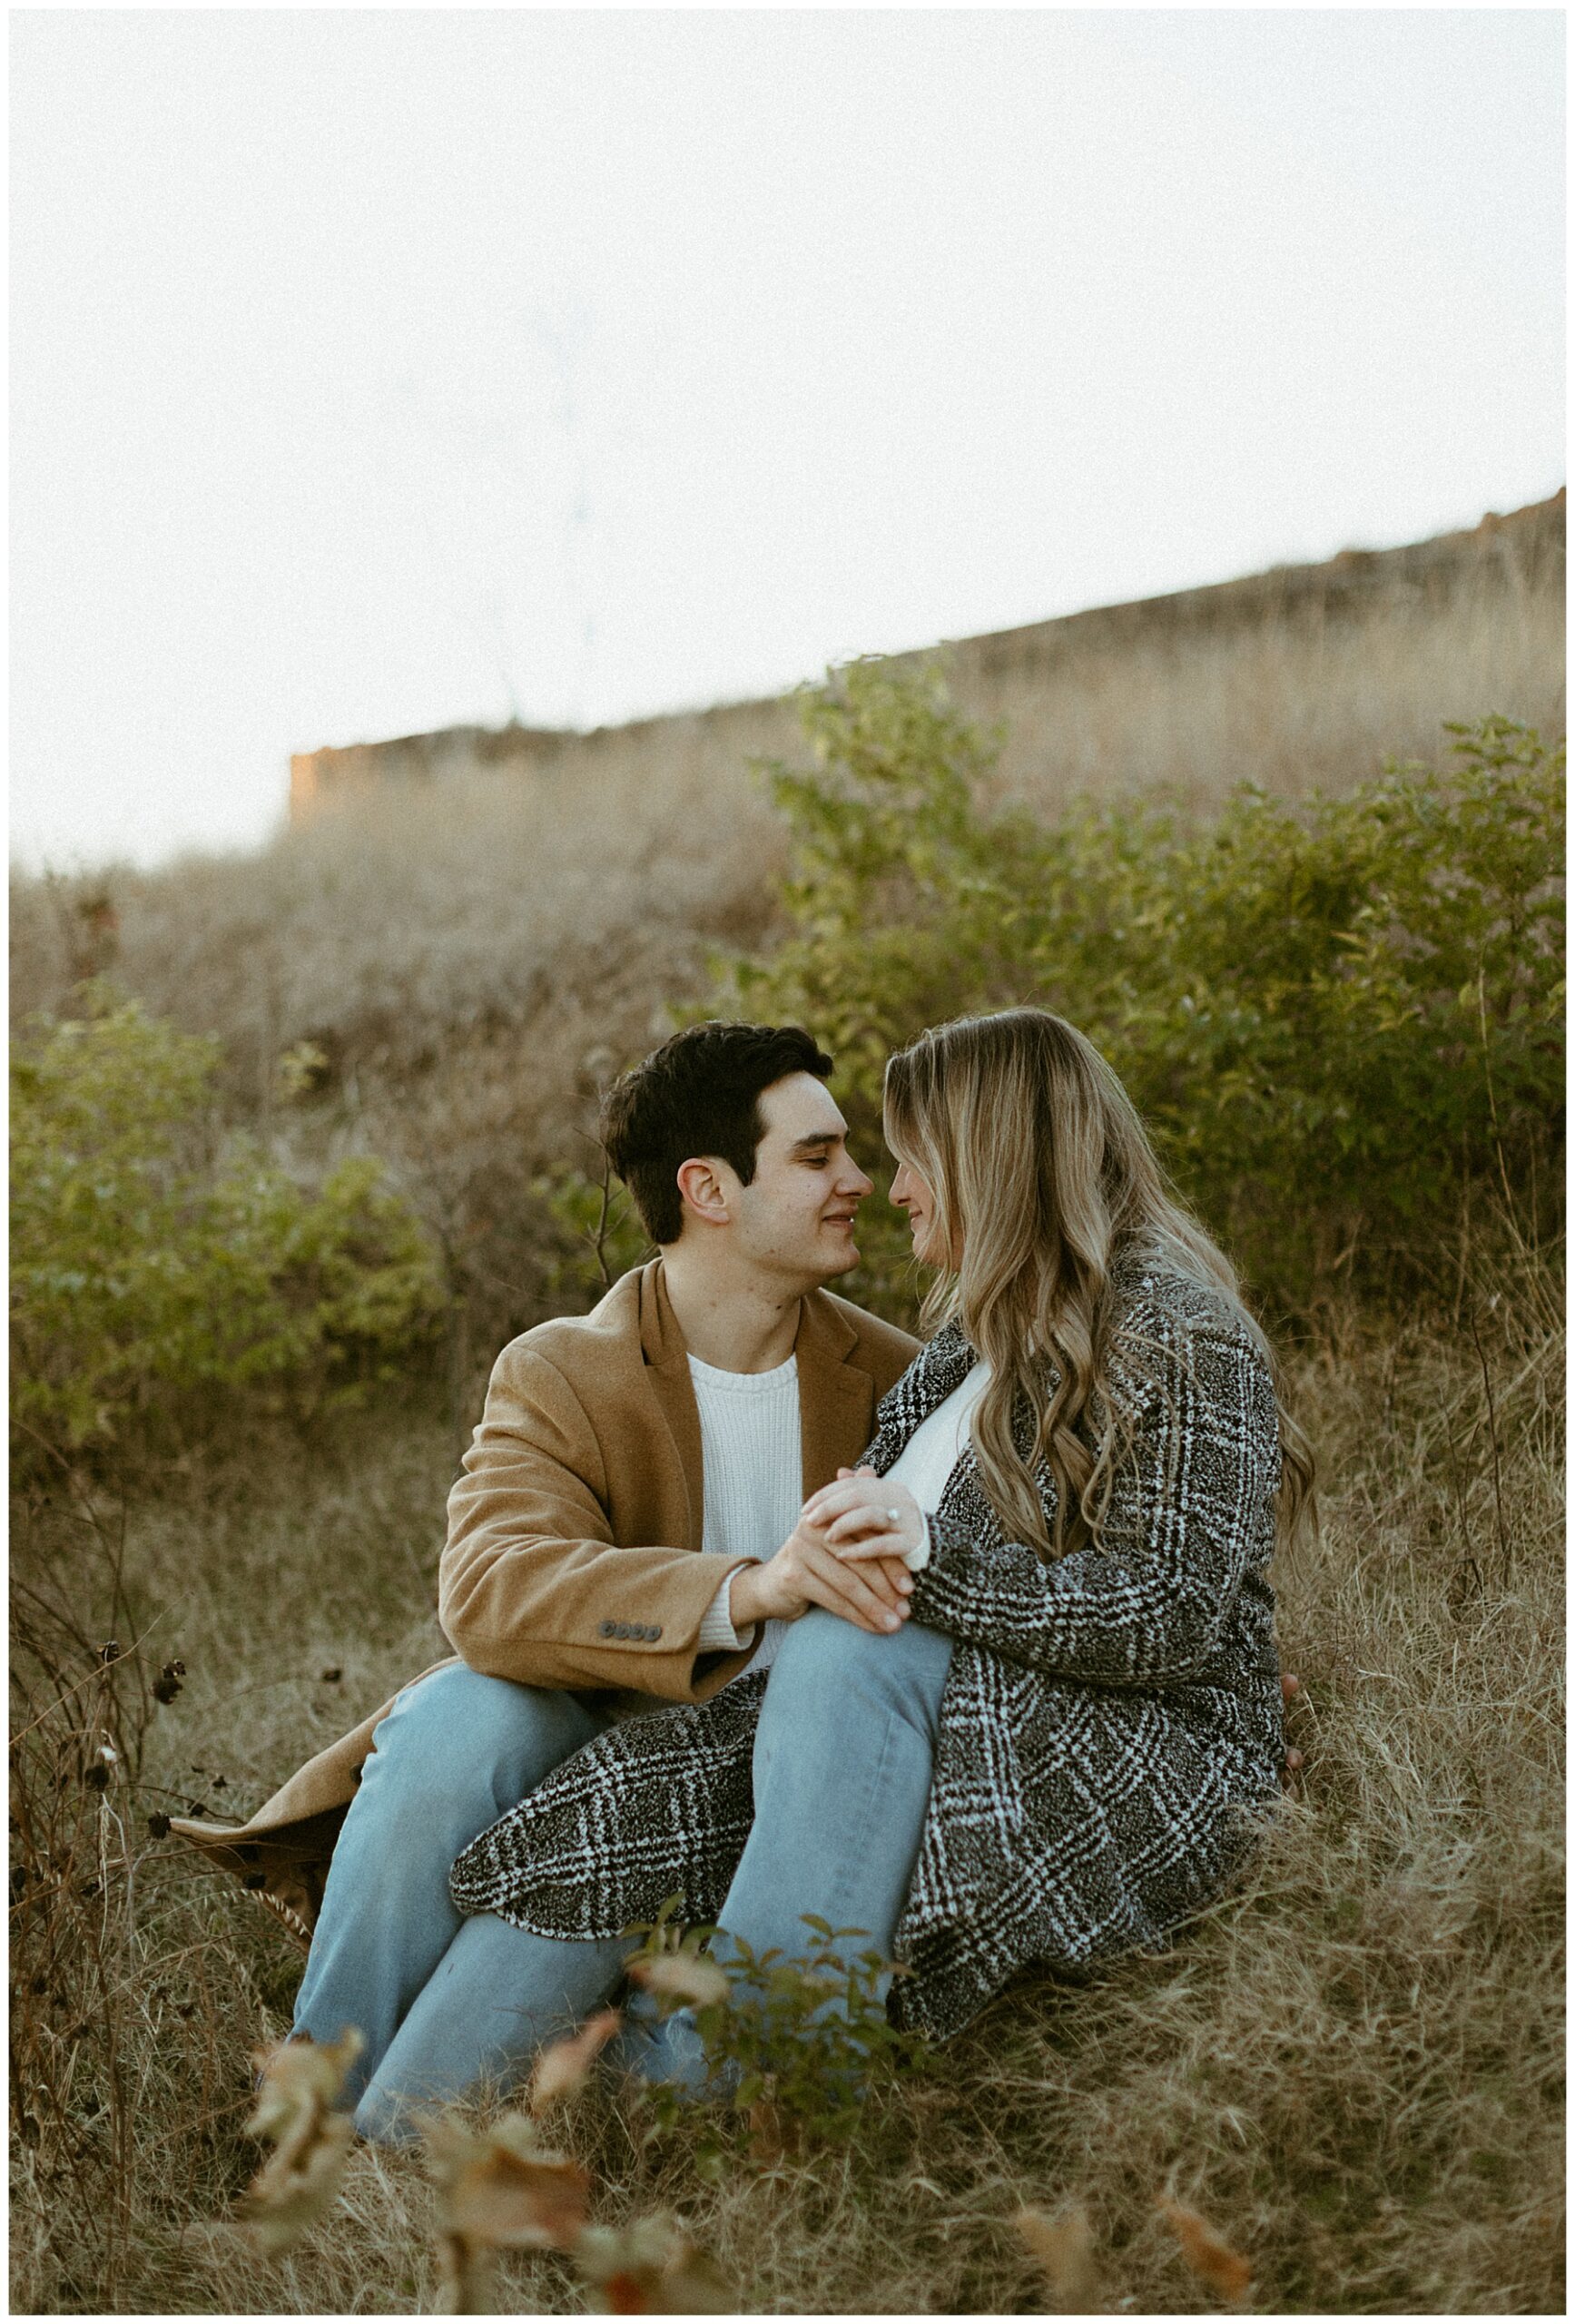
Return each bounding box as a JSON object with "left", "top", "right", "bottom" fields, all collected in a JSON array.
[{"left": 173, "top": 1021, "right": 935, "bottom": 2132}]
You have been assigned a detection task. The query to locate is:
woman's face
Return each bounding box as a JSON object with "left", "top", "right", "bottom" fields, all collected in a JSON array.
[{"left": 890, "top": 1157, "right": 954, "bottom": 1267}]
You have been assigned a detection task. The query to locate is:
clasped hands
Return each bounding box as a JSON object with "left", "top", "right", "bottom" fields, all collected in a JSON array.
[{"left": 726, "top": 1466, "right": 925, "bottom": 1638}]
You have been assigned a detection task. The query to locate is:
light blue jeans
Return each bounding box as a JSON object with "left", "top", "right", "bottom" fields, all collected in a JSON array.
[{"left": 291, "top": 1609, "right": 953, "bottom": 2143}]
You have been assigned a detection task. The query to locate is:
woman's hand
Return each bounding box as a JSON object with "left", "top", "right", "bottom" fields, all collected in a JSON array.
[
  {"left": 728, "top": 1520, "right": 915, "bottom": 1637},
  {"left": 800, "top": 1466, "right": 925, "bottom": 1563}
]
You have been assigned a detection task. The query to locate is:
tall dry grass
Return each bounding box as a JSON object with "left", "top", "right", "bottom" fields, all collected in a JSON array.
[
  {"left": 10, "top": 1232, "right": 1561, "bottom": 2315},
  {"left": 972, "top": 546, "right": 1566, "bottom": 814},
  {"left": 12, "top": 748, "right": 785, "bottom": 1374}
]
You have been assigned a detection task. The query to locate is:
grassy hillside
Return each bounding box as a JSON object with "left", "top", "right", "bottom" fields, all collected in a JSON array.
[{"left": 10, "top": 533, "right": 1563, "bottom": 2314}]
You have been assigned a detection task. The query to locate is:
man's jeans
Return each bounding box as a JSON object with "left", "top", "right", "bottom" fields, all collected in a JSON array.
[{"left": 291, "top": 1608, "right": 953, "bottom": 2143}]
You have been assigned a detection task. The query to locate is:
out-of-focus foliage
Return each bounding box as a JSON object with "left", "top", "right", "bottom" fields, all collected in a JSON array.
[
  {"left": 11, "top": 984, "right": 445, "bottom": 1457},
  {"left": 705, "top": 665, "right": 1563, "bottom": 1311}
]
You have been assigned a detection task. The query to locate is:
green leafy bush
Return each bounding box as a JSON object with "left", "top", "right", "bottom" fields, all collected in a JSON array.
[
  {"left": 712, "top": 666, "right": 1563, "bottom": 1310},
  {"left": 626, "top": 1902, "right": 923, "bottom": 2161},
  {"left": 11, "top": 984, "right": 445, "bottom": 1457}
]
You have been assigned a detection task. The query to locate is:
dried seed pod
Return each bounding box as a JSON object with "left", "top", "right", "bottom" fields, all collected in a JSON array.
[
  {"left": 527, "top": 2008, "right": 622, "bottom": 2114},
  {"left": 422, "top": 2109, "right": 592, "bottom": 2313},
  {"left": 1016, "top": 2202, "right": 1101, "bottom": 2312},
  {"left": 237, "top": 2028, "right": 365, "bottom": 2258},
  {"left": 1157, "top": 2196, "right": 1254, "bottom": 2306},
  {"left": 626, "top": 1948, "right": 729, "bottom": 2011},
  {"left": 576, "top": 2211, "right": 735, "bottom": 2314}
]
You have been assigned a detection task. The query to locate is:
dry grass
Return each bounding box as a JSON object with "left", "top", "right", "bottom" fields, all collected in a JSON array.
[
  {"left": 9, "top": 742, "right": 785, "bottom": 1129},
  {"left": 10, "top": 1236, "right": 1562, "bottom": 2315},
  {"left": 971, "top": 550, "right": 1566, "bottom": 815}
]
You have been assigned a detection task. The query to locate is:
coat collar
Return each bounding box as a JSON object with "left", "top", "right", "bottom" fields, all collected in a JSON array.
[
  {"left": 632, "top": 1257, "right": 878, "bottom": 1520},
  {"left": 863, "top": 1319, "right": 978, "bottom": 1475}
]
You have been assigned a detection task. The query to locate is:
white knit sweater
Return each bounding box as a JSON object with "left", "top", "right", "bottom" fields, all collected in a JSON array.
[
  {"left": 689, "top": 1348, "right": 982, "bottom": 1666},
  {"left": 689, "top": 1352, "right": 803, "bottom": 1671}
]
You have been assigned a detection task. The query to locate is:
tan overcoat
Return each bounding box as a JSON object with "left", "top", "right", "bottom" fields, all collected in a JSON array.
[{"left": 170, "top": 1259, "right": 918, "bottom": 1944}]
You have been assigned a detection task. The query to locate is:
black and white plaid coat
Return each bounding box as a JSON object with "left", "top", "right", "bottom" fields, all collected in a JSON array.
[{"left": 451, "top": 1251, "right": 1286, "bottom": 2043}]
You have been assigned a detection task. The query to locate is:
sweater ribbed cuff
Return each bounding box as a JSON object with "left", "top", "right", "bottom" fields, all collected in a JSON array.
[{"left": 697, "top": 1563, "right": 753, "bottom": 1651}]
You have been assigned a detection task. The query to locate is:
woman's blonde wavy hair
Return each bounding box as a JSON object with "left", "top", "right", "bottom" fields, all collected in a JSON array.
[{"left": 883, "top": 1007, "right": 1314, "bottom": 1559}]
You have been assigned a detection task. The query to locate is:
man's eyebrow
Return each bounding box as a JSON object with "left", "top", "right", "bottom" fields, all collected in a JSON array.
[{"left": 788, "top": 1131, "right": 842, "bottom": 1155}]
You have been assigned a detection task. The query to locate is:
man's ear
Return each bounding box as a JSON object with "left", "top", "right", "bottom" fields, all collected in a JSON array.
[{"left": 674, "top": 1155, "right": 732, "bottom": 1228}]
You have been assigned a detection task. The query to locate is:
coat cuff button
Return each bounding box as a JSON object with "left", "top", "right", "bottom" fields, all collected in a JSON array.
[{"left": 598, "top": 1620, "right": 616, "bottom": 1638}]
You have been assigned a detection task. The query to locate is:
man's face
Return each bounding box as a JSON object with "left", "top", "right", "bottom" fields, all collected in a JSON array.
[{"left": 722, "top": 1071, "right": 874, "bottom": 1286}]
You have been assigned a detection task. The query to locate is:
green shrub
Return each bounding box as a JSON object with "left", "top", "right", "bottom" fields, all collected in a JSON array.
[
  {"left": 11, "top": 984, "right": 445, "bottom": 1457},
  {"left": 626, "top": 1904, "right": 924, "bottom": 2162},
  {"left": 712, "top": 667, "right": 1563, "bottom": 1311}
]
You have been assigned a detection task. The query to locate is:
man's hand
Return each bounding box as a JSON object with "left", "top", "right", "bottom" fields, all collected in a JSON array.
[{"left": 729, "top": 1524, "right": 915, "bottom": 1637}]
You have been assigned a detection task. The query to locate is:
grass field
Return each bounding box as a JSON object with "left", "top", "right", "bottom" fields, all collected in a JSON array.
[{"left": 9, "top": 1228, "right": 1562, "bottom": 2315}]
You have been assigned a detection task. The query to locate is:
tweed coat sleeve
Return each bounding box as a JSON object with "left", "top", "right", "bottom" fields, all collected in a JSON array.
[{"left": 903, "top": 1299, "right": 1282, "bottom": 1689}]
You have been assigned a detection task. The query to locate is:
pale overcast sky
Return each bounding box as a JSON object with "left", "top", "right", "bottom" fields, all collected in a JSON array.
[{"left": 11, "top": 8, "right": 1565, "bottom": 872}]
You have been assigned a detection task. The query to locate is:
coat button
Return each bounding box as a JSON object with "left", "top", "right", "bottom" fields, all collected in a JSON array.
[
  {"left": 649, "top": 1624, "right": 662, "bottom": 1640},
  {"left": 598, "top": 1620, "right": 616, "bottom": 1638},
  {"left": 615, "top": 1622, "right": 632, "bottom": 1640}
]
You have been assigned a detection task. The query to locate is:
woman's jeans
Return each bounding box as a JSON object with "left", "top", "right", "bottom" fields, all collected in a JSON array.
[{"left": 290, "top": 1609, "right": 953, "bottom": 2143}]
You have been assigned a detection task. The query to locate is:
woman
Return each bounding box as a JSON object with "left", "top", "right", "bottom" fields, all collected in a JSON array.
[{"left": 448, "top": 1006, "right": 1313, "bottom": 2065}]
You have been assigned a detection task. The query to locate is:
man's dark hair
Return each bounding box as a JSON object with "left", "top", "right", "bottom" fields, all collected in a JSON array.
[{"left": 601, "top": 1020, "right": 835, "bottom": 1246}]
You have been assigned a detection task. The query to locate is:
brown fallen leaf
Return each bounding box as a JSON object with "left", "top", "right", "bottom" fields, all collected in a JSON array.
[
  {"left": 1157, "top": 2196, "right": 1254, "bottom": 2306},
  {"left": 576, "top": 2211, "right": 736, "bottom": 2314},
  {"left": 528, "top": 2006, "right": 622, "bottom": 2115},
  {"left": 1016, "top": 2201, "right": 1101, "bottom": 2312},
  {"left": 238, "top": 2026, "right": 363, "bottom": 2256},
  {"left": 626, "top": 1947, "right": 730, "bottom": 2011},
  {"left": 422, "top": 2108, "right": 592, "bottom": 2315}
]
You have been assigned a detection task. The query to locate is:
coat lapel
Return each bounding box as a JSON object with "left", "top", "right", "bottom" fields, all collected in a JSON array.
[
  {"left": 637, "top": 1261, "right": 705, "bottom": 1551},
  {"left": 863, "top": 1321, "right": 977, "bottom": 1475},
  {"left": 793, "top": 1289, "right": 880, "bottom": 1497}
]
